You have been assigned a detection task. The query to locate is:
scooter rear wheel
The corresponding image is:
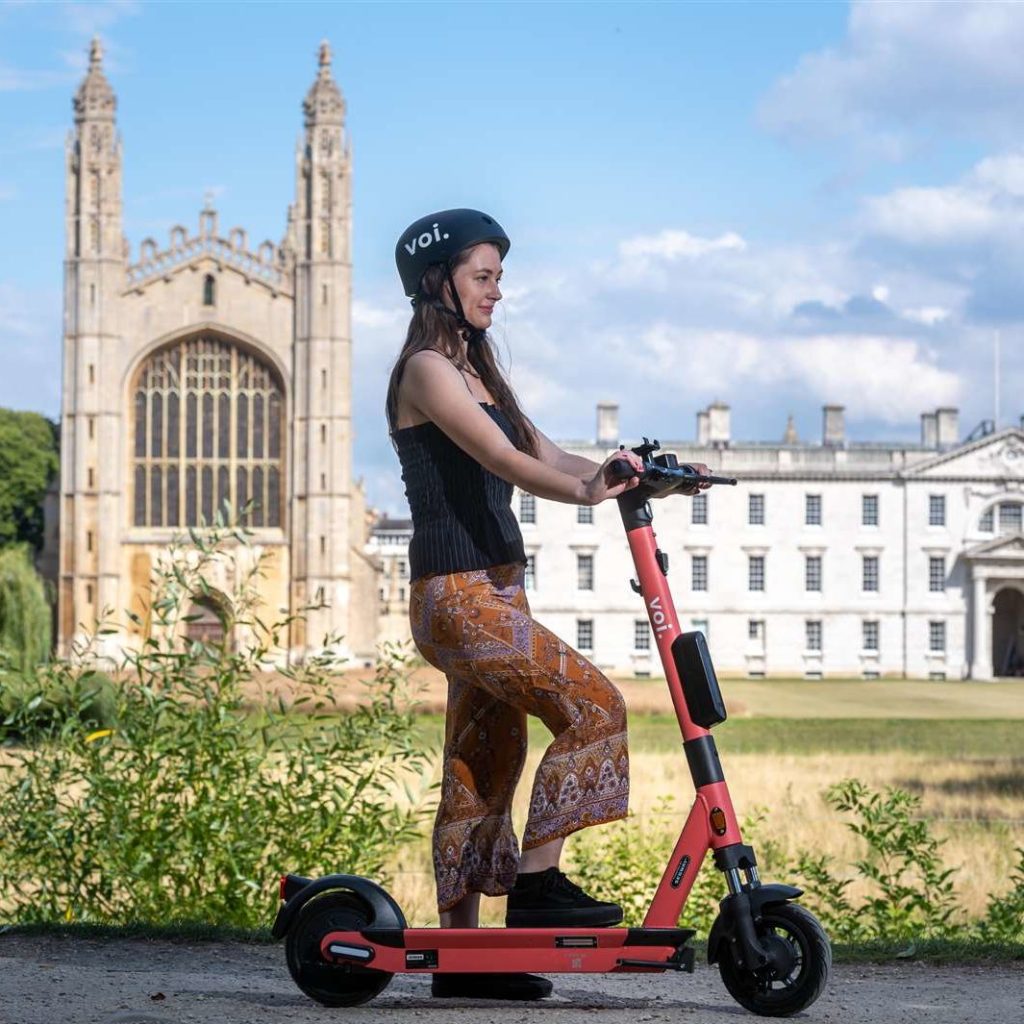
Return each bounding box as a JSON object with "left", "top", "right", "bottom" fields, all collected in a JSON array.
[
  {"left": 285, "top": 890, "right": 395, "bottom": 1007},
  {"left": 716, "top": 902, "right": 831, "bottom": 1017}
]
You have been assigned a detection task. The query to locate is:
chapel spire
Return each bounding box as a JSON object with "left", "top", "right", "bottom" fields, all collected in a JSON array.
[
  {"left": 303, "top": 38, "right": 346, "bottom": 127},
  {"left": 73, "top": 36, "right": 117, "bottom": 124}
]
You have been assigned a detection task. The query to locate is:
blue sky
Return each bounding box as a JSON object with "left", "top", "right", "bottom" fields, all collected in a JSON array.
[{"left": 2, "top": 1, "right": 1023, "bottom": 512}]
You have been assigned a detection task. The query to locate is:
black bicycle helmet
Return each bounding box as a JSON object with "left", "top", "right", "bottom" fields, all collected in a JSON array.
[{"left": 395, "top": 208, "right": 510, "bottom": 299}]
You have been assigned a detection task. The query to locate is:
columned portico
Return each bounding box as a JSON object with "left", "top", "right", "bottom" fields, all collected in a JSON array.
[{"left": 965, "top": 535, "right": 1024, "bottom": 679}]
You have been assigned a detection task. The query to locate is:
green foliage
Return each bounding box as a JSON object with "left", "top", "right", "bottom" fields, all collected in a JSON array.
[
  {"left": 570, "top": 797, "right": 765, "bottom": 935},
  {"left": 0, "top": 408, "right": 58, "bottom": 551},
  {"left": 800, "top": 779, "right": 958, "bottom": 941},
  {"left": 0, "top": 519, "right": 428, "bottom": 928},
  {"left": 0, "top": 669, "right": 116, "bottom": 741},
  {"left": 975, "top": 848, "right": 1024, "bottom": 943},
  {"left": 0, "top": 545, "right": 52, "bottom": 674},
  {"left": 571, "top": 779, "right": 1022, "bottom": 948}
]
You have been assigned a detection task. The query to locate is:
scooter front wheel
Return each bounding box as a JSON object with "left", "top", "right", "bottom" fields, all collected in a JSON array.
[
  {"left": 285, "top": 890, "right": 395, "bottom": 1007},
  {"left": 716, "top": 902, "right": 831, "bottom": 1017}
]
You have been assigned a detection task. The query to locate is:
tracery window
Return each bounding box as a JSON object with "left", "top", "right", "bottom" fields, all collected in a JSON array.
[{"left": 132, "top": 335, "right": 284, "bottom": 528}]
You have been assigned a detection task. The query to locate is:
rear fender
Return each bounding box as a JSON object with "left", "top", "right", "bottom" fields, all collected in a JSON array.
[{"left": 271, "top": 873, "right": 406, "bottom": 940}]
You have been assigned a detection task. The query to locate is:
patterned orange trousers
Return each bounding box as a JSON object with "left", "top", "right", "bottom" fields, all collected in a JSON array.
[{"left": 409, "top": 562, "right": 629, "bottom": 913}]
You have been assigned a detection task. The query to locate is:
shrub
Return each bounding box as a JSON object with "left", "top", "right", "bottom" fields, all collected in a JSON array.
[
  {"left": 975, "top": 847, "right": 1024, "bottom": 943},
  {"left": 0, "top": 520, "right": 428, "bottom": 928},
  {"left": 570, "top": 798, "right": 771, "bottom": 936},
  {"left": 0, "top": 545, "right": 51, "bottom": 674},
  {"left": 798, "top": 779, "right": 958, "bottom": 941}
]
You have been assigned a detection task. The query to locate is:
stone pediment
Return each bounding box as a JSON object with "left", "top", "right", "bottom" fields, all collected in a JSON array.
[
  {"left": 125, "top": 206, "right": 293, "bottom": 297},
  {"left": 906, "top": 429, "right": 1024, "bottom": 480},
  {"left": 964, "top": 533, "right": 1024, "bottom": 561}
]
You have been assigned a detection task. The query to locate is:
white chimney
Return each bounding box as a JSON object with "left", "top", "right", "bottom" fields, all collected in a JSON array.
[
  {"left": 823, "top": 405, "right": 845, "bottom": 446},
  {"left": 697, "top": 410, "right": 710, "bottom": 445},
  {"left": 708, "top": 401, "right": 731, "bottom": 445},
  {"left": 921, "top": 412, "right": 938, "bottom": 447},
  {"left": 596, "top": 402, "right": 619, "bottom": 447},
  {"left": 936, "top": 407, "right": 959, "bottom": 448}
]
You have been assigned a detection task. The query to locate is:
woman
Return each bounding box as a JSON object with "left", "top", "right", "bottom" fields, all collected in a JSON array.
[{"left": 387, "top": 209, "right": 644, "bottom": 1001}]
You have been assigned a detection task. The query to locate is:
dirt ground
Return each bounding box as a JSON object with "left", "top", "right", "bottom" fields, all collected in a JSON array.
[{"left": 0, "top": 934, "right": 1020, "bottom": 1024}]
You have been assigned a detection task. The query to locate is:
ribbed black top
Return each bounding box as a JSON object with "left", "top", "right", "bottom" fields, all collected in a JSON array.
[{"left": 393, "top": 403, "right": 527, "bottom": 581}]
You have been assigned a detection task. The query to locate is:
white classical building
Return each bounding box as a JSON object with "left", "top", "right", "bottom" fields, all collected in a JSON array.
[{"left": 371, "top": 401, "right": 1024, "bottom": 680}]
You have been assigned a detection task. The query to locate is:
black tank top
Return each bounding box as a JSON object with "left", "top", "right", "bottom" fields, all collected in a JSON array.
[{"left": 393, "top": 403, "right": 527, "bottom": 580}]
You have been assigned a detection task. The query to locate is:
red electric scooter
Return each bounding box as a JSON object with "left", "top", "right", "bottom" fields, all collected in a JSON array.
[{"left": 272, "top": 440, "right": 832, "bottom": 1016}]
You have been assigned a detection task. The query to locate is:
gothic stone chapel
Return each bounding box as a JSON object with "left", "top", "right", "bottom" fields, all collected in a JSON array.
[{"left": 57, "top": 39, "right": 378, "bottom": 662}]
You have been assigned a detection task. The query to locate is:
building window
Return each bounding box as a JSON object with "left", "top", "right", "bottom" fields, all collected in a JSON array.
[
  {"left": 929, "top": 494, "right": 946, "bottom": 527},
  {"left": 519, "top": 492, "right": 536, "bottom": 524},
  {"left": 748, "top": 555, "right": 765, "bottom": 592},
  {"left": 862, "top": 620, "right": 879, "bottom": 651},
  {"left": 691, "top": 554, "right": 708, "bottom": 592},
  {"left": 634, "top": 619, "right": 651, "bottom": 651},
  {"left": 132, "top": 335, "right": 284, "bottom": 528},
  {"left": 979, "top": 507, "right": 994, "bottom": 533},
  {"left": 999, "top": 502, "right": 1023, "bottom": 534},
  {"left": 576, "top": 618, "right": 593, "bottom": 651},
  {"left": 576, "top": 552, "right": 594, "bottom": 590},
  {"left": 805, "top": 555, "right": 822, "bottom": 592},
  {"left": 748, "top": 619, "right": 764, "bottom": 641},
  {"left": 748, "top": 493, "right": 765, "bottom": 525},
  {"left": 577, "top": 505, "right": 593, "bottom": 525},
  {"left": 928, "top": 556, "right": 946, "bottom": 592},
  {"left": 691, "top": 493, "right": 708, "bottom": 525},
  {"left": 862, "top": 494, "right": 879, "bottom": 526},
  {"left": 805, "top": 494, "right": 822, "bottom": 526},
  {"left": 396, "top": 559, "right": 407, "bottom": 579},
  {"left": 202, "top": 274, "right": 216, "bottom": 306},
  {"left": 805, "top": 619, "right": 822, "bottom": 652},
  {"left": 692, "top": 618, "right": 709, "bottom": 640},
  {"left": 862, "top": 555, "right": 879, "bottom": 592},
  {"left": 524, "top": 554, "right": 536, "bottom": 591},
  {"left": 929, "top": 620, "right": 946, "bottom": 653}
]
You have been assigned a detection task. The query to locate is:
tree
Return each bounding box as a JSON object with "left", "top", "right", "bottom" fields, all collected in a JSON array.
[{"left": 0, "top": 409, "right": 59, "bottom": 551}]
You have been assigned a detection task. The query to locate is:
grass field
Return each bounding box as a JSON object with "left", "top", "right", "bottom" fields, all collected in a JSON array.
[{"left": 384, "top": 678, "right": 1024, "bottom": 928}]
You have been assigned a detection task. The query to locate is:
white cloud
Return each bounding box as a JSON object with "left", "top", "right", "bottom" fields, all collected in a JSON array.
[
  {"left": 618, "top": 229, "right": 746, "bottom": 261},
  {"left": 759, "top": 1, "right": 1024, "bottom": 157},
  {"left": 861, "top": 151, "right": 1024, "bottom": 247}
]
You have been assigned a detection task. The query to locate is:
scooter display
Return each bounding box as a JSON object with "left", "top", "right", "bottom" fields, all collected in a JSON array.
[{"left": 272, "top": 439, "right": 832, "bottom": 1016}]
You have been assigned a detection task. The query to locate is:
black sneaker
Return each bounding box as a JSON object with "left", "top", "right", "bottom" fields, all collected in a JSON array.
[
  {"left": 431, "top": 972, "right": 553, "bottom": 1000},
  {"left": 505, "top": 867, "right": 623, "bottom": 928}
]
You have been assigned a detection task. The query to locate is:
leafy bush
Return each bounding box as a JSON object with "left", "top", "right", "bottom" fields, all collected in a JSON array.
[
  {"left": 799, "top": 779, "right": 957, "bottom": 941},
  {"left": 570, "top": 797, "right": 768, "bottom": 935},
  {"left": 0, "top": 545, "right": 51, "bottom": 674},
  {"left": 1, "top": 670, "right": 117, "bottom": 742},
  {"left": 0, "top": 521, "right": 428, "bottom": 928},
  {"left": 975, "top": 847, "right": 1024, "bottom": 943}
]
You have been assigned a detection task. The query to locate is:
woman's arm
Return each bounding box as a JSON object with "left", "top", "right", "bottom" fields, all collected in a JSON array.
[
  {"left": 400, "top": 352, "right": 641, "bottom": 505},
  {"left": 530, "top": 422, "right": 603, "bottom": 480}
]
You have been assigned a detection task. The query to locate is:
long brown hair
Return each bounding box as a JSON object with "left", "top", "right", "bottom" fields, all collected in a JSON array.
[{"left": 385, "top": 247, "right": 539, "bottom": 458}]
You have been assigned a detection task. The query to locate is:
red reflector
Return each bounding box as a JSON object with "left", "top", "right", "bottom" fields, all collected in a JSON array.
[{"left": 279, "top": 875, "right": 288, "bottom": 901}]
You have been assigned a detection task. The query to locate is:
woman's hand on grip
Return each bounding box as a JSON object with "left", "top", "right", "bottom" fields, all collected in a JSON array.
[{"left": 583, "top": 450, "right": 644, "bottom": 505}]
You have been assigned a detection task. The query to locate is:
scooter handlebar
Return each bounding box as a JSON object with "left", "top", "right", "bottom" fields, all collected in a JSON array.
[{"left": 606, "top": 457, "right": 738, "bottom": 490}]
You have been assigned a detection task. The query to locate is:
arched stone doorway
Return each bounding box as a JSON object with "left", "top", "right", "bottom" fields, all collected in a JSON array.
[
  {"left": 992, "top": 588, "right": 1024, "bottom": 677},
  {"left": 185, "top": 593, "right": 232, "bottom": 649}
]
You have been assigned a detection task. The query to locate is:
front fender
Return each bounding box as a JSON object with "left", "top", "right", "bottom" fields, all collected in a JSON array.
[
  {"left": 271, "top": 873, "right": 406, "bottom": 940},
  {"left": 706, "top": 884, "right": 803, "bottom": 965}
]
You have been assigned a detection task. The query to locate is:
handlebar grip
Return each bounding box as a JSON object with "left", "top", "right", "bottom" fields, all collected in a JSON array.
[{"left": 607, "top": 458, "right": 636, "bottom": 481}]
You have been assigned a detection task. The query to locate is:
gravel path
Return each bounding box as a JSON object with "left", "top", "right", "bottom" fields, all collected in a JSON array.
[{"left": 0, "top": 935, "right": 1020, "bottom": 1024}]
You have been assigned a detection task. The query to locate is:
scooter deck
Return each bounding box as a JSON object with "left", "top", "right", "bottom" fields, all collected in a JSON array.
[{"left": 319, "top": 926, "right": 696, "bottom": 974}]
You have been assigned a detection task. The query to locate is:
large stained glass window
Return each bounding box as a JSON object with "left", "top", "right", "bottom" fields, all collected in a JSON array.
[{"left": 132, "top": 335, "right": 284, "bottom": 528}]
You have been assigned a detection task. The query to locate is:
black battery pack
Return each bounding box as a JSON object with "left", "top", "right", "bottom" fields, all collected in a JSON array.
[{"left": 671, "top": 631, "right": 727, "bottom": 728}]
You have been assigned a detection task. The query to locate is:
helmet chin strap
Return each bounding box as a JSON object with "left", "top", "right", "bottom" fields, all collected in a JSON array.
[{"left": 413, "top": 267, "right": 485, "bottom": 346}]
